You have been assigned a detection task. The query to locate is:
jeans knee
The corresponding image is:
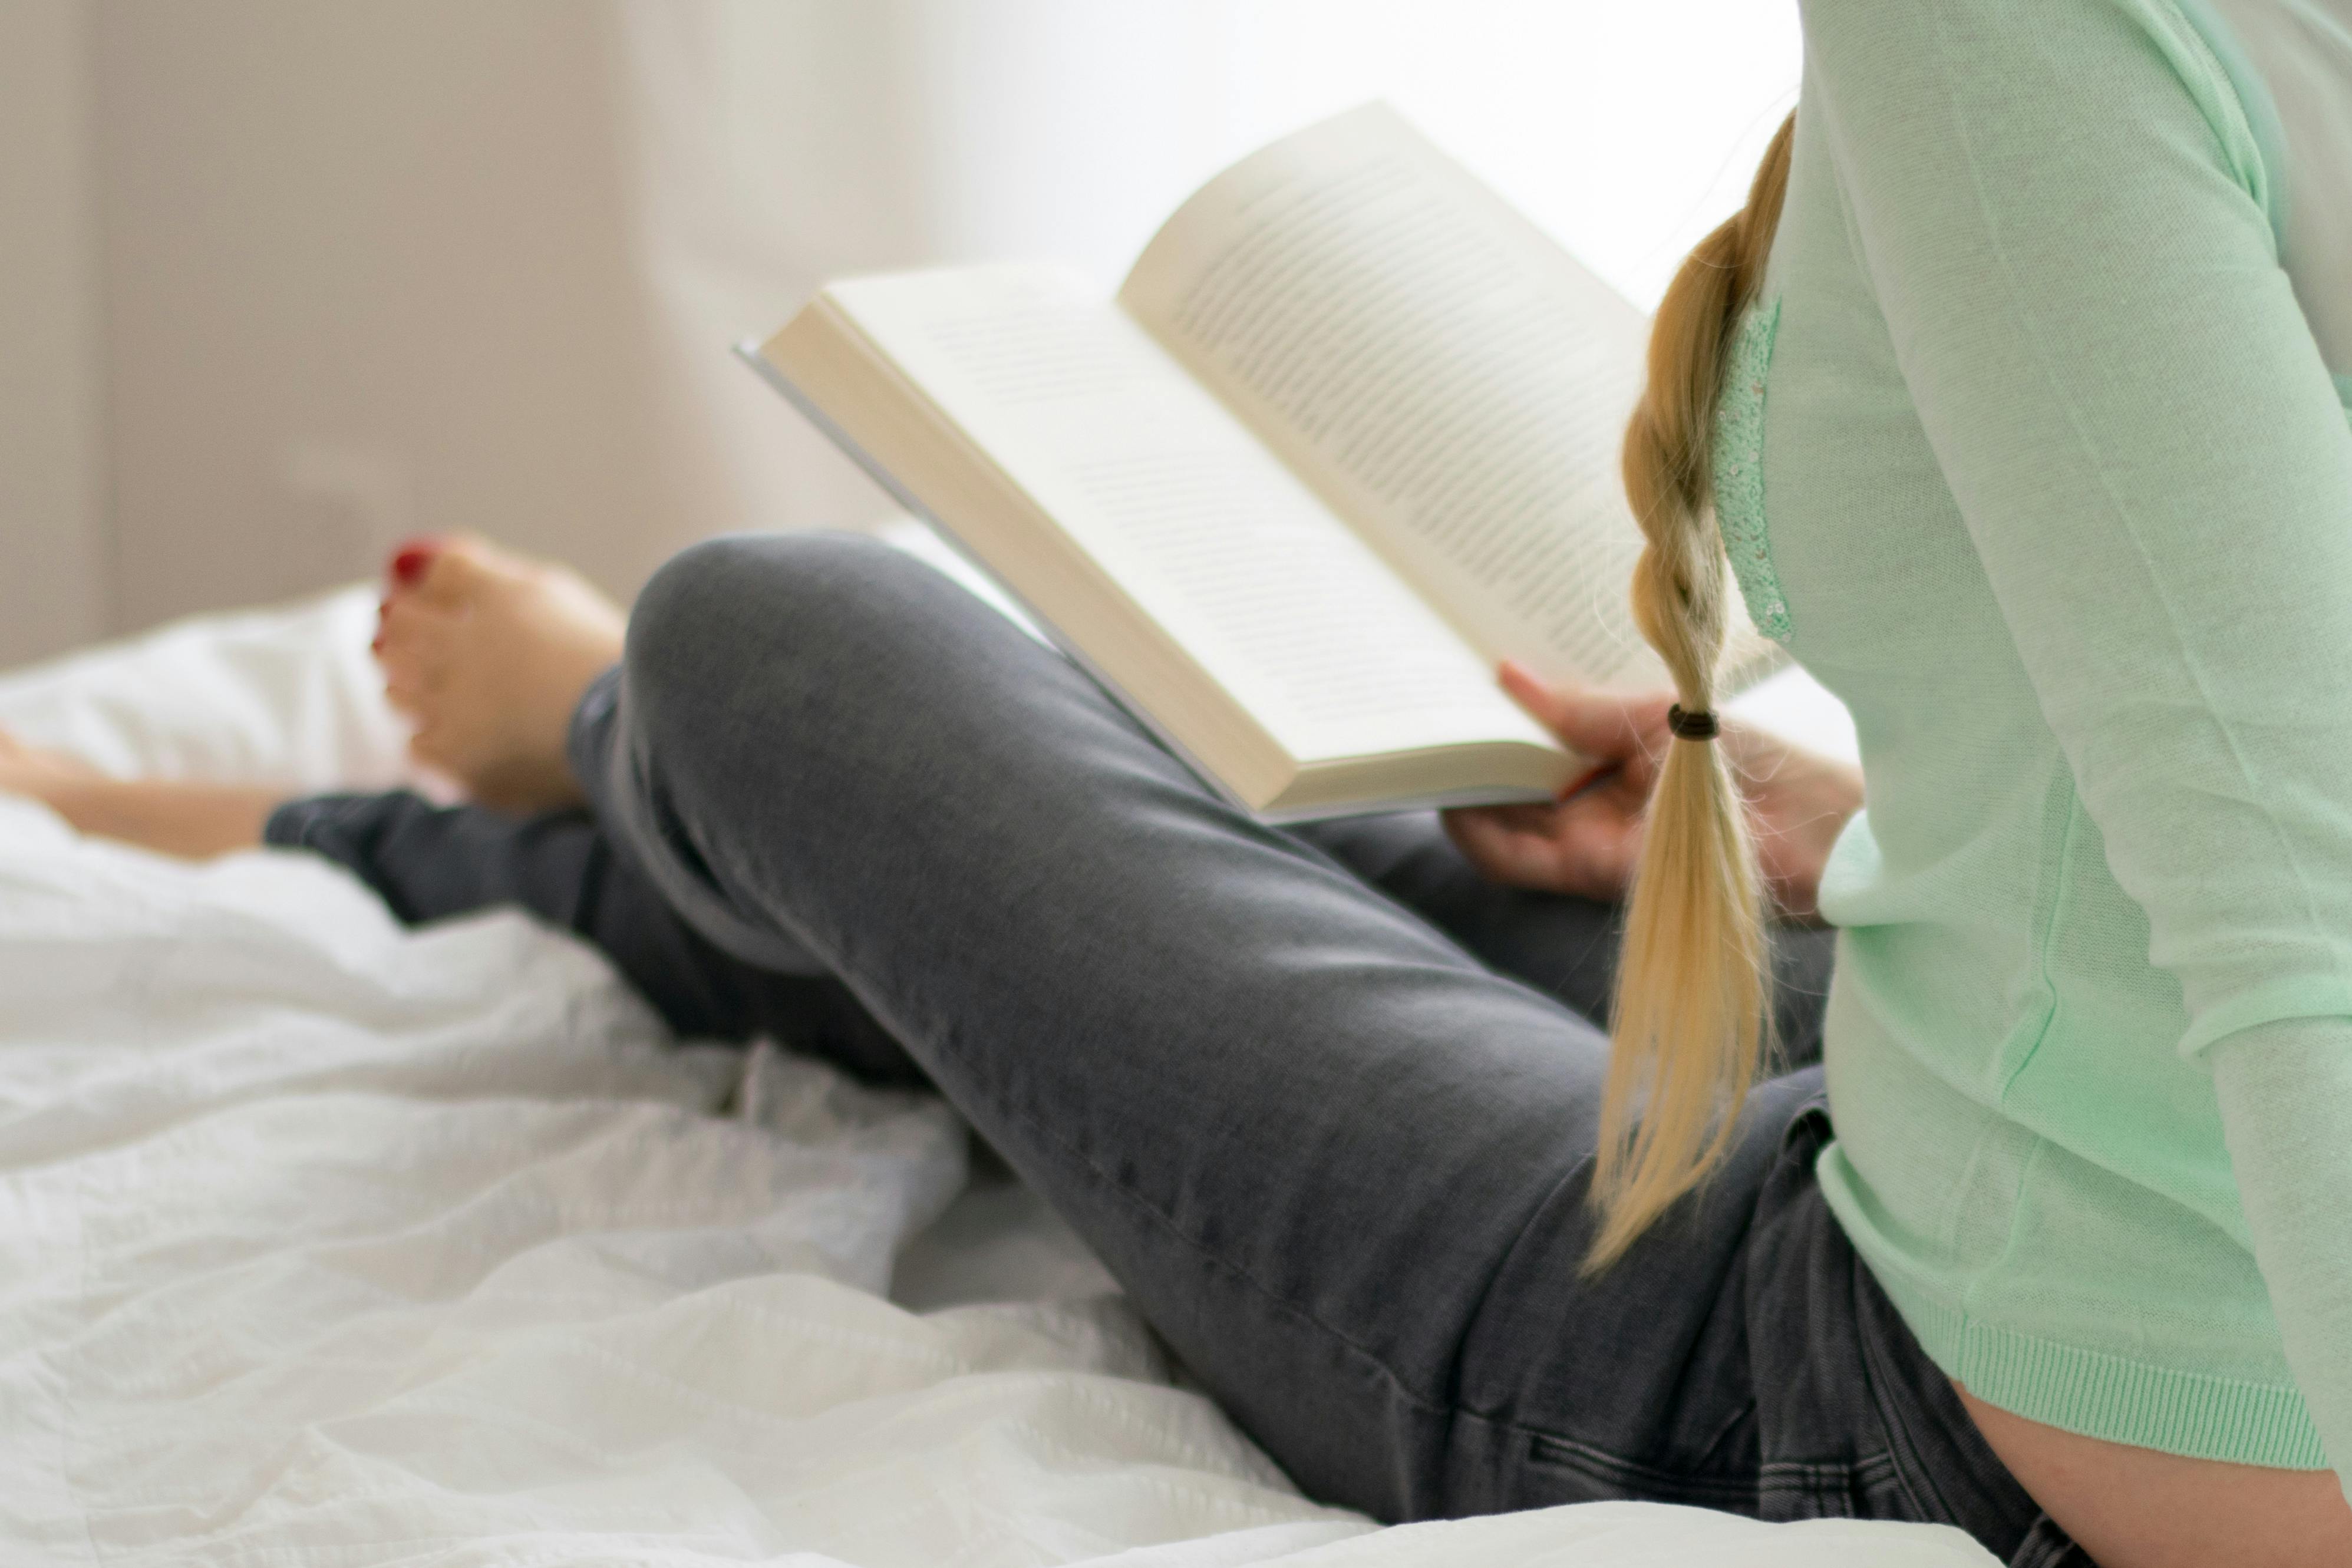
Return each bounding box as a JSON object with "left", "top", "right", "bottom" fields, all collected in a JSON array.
[{"left": 623, "top": 530, "right": 956, "bottom": 755}]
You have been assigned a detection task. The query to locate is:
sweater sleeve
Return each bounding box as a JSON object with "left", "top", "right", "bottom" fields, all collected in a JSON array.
[
  {"left": 1800, "top": 0, "right": 2352, "bottom": 1487},
  {"left": 2213, "top": 1024, "right": 2352, "bottom": 1488}
]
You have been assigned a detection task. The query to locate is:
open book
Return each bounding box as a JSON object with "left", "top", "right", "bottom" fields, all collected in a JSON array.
[{"left": 741, "top": 103, "right": 1776, "bottom": 820}]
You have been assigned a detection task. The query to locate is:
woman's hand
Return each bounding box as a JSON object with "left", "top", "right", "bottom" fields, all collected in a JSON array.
[{"left": 1442, "top": 662, "right": 1863, "bottom": 922}]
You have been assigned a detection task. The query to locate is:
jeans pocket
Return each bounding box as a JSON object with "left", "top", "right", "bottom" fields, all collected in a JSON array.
[
  {"left": 1522, "top": 1429, "right": 1764, "bottom": 1511},
  {"left": 1759, "top": 1450, "right": 1898, "bottom": 1521},
  {"left": 1520, "top": 1427, "right": 1900, "bottom": 1523}
]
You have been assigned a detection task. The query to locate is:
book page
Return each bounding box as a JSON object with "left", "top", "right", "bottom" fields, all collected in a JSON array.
[
  {"left": 1119, "top": 104, "right": 1674, "bottom": 690},
  {"left": 823, "top": 266, "right": 1555, "bottom": 765}
]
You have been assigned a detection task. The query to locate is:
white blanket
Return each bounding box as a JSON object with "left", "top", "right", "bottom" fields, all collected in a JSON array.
[{"left": 0, "top": 579, "right": 1982, "bottom": 1567}]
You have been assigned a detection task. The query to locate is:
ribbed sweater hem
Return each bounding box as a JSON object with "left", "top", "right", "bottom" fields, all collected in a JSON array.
[{"left": 1869, "top": 1267, "right": 2329, "bottom": 1469}]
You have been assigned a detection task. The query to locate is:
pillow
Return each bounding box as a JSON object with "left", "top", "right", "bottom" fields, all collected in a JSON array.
[{"left": 0, "top": 585, "right": 420, "bottom": 791}]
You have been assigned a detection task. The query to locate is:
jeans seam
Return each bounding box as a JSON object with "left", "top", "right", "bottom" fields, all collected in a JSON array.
[
  {"left": 1434, "top": 1148, "right": 1597, "bottom": 1421},
  {"left": 599, "top": 628, "right": 1465, "bottom": 1440},
  {"left": 1855, "top": 1254, "right": 1971, "bottom": 1527},
  {"left": 930, "top": 1018, "right": 1458, "bottom": 1428}
]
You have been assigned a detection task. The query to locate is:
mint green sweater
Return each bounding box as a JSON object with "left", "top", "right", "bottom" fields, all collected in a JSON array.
[{"left": 1747, "top": 0, "right": 2352, "bottom": 1487}]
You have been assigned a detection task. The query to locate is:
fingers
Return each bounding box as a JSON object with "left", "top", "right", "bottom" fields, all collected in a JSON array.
[
  {"left": 1451, "top": 662, "right": 1684, "bottom": 901},
  {"left": 1443, "top": 794, "right": 1645, "bottom": 903},
  {"left": 1442, "top": 806, "right": 1562, "bottom": 890},
  {"left": 1497, "top": 661, "right": 1671, "bottom": 771}
]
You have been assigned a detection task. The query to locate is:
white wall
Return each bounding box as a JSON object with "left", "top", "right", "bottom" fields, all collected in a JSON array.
[
  {"left": 0, "top": 0, "right": 109, "bottom": 667},
  {"left": 91, "top": 2, "right": 688, "bottom": 632},
  {"left": 5, "top": 1, "right": 1799, "bottom": 661}
]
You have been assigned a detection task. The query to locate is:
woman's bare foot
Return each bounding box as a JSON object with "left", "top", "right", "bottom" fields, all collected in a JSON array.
[{"left": 374, "top": 536, "right": 627, "bottom": 812}]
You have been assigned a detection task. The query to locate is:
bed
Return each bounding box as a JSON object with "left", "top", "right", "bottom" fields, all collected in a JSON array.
[{"left": 0, "top": 534, "right": 1984, "bottom": 1567}]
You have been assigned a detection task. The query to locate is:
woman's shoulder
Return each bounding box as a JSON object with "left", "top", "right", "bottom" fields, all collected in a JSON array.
[
  {"left": 1793, "top": 0, "right": 2283, "bottom": 264},
  {"left": 2190, "top": 0, "right": 2352, "bottom": 394}
]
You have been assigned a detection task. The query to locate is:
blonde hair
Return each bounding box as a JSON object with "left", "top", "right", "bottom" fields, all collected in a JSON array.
[{"left": 1588, "top": 111, "right": 1798, "bottom": 1271}]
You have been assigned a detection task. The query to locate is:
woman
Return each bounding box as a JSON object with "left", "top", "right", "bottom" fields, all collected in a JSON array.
[{"left": 9, "top": 2, "right": 2350, "bottom": 1562}]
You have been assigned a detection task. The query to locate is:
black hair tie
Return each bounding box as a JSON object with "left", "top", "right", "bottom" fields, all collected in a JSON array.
[{"left": 1666, "top": 704, "right": 1720, "bottom": 741}]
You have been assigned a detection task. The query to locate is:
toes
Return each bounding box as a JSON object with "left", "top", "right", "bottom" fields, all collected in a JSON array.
[
  {"left": 378, "top": 593, "right": 454, "bottom": 659},
  {"left": 414, "top": 535, "right": 532, "bottom": 610},
  {"left": 413, "top": 543, "right": 483, "bottom": 609},
  {"left": 382, "top": 665, "right": 439, "bottom": 718},
  {"left": 375, "top": 597, "right": 456, "bottom": 713},
  {"left": 381, "top": 533, "right": 494, "bottom": 610},
  {"left": 387, "top": 536, "right": 444, "bottom": 590},
  {"left": 405, "top": 719, "right": 459, "bottom": 775}
]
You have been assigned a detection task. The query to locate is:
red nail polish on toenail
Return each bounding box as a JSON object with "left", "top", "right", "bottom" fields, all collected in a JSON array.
[{"left": 390, "top": 540, "right": 438, "bottom": 585}]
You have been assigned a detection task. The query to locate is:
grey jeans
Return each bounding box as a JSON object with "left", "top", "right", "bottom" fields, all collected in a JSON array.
[{"left": 270, "top": 533, "right": 2085, "bottom": 1566}]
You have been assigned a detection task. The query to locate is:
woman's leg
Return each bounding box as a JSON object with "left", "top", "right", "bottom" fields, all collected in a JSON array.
[
  {"left": 266, "top": 791, "right": 922, "bottom": 1082},
  {"left": 546, "top": 530, "right": 2026, "bottom": 1539},
  {"left": 323, "top": 527, "right": 1843, "bottom": 1071},
  {"left": 1291, "top": 814, "right": 1836, "bottom": 1068},
  {"left": 267, "top": 526, "right": 1836, "bottom": 1079},
  {"left": 263, "top": 795, "right": 1833, "bottom": 1087}
]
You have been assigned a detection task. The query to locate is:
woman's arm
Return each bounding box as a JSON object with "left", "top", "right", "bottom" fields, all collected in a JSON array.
[
  {"left": 0, "top": 731, "right": 276, "bottom": 859},
  {"left": 2215, "top": 1024, "right": 2352, "bottom": 1491},
  {"left": 1801, "top": 0, "right": 2352, "bottom": 1499}
]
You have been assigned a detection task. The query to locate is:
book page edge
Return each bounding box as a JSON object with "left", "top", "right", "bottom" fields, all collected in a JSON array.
[{"left": 731, "top": 336, "right": 1266, "bottom": 821}]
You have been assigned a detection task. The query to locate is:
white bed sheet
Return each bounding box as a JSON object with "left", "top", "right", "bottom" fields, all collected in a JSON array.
[{"left": 0, "top": 568, "right": 1980, "bottom": 1567}]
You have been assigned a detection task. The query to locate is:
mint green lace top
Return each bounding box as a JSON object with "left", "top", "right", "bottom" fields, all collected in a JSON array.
[{"left": 1750, "top": 0, "right": 2352, "bottom": 1488}]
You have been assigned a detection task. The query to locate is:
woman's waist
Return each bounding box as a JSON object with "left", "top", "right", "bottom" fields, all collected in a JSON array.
[
  {"left": 1958, "top": 1387, "right": 2352, "bottom": 1568},
  {"left": 1819, "top": 922, "right": 2241, "bottom": 1226},
  {"left": 1814, "top": 981, "right": 2320, "bottom": 1471}
]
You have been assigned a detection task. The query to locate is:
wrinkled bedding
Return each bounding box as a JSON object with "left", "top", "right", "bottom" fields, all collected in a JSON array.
[{"left": 0, "top": 566, "right": 1979, "bottom": 1567}]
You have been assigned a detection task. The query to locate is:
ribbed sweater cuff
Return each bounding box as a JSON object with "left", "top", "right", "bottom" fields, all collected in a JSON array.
[{"left": 1874, "top": 1273, "right": 2329, "bottom": 1470}]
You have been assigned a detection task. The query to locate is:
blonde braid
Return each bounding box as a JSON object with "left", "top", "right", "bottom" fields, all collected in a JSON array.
[{"left": 1588, "top": 112, "right": 1797, "bottom": 1271}]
